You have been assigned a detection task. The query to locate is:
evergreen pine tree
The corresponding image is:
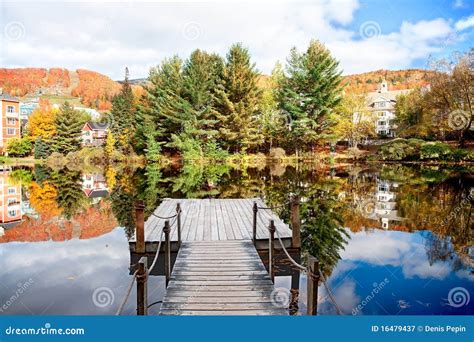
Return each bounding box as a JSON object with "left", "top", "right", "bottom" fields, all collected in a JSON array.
[
  {"left": 34, "top": 137, "right": 51, "bottom": 159},
  {"left": 110, "top": 67, "right": 136, "bottom": 153},
  {"left": 51, "top": 102, "right": 84, "bottom": 155},
  {"left": 141, "top": 57, "right": 186, "bottom": 148},
  {"left": 214, "top": 44, "right": 262, "bottom": 153},
  {"left": 181, "top": 50, "right": 224, "bottom": 142},
  {"left": 277, "top": 40, "right": 343, "bottom": 154},
  {"left": 51, "top": 169, "right": 85, "bottom": 219}
]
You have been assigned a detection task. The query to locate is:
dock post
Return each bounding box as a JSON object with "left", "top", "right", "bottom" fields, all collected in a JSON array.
[
  {"left": 307, "top": 256, "right": 319, "bottom": 316},
  {"left": 135, "top": 200, "right": 145, "bottom": 253},
  {"left": 137, "top": 256, "right": 148, "bottom": 316},
  {"left": 252, "top": 202, "right": 258, "bottom": 246},
  {"left": 290, "top": 195, "right": 301, "bottom": 248},
  {"left": 268, "top": 220, "right": 276, "bottom": 283},
  {"left": 176, "top": 203, "right": 182, "bottom": 248},
  {"left": 164, "top": 220, "right": 171, "bottom": 286}
]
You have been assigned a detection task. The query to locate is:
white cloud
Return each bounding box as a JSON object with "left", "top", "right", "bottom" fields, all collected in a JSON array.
[
  {"left": 455, "top": 15, "right": 474, "bottom": 30},
  {"left": 0, "top": 1, "right": 467, "bottom": 79},
  {"left": 340, "top": 230, "right": 453, "bottom": 280}
]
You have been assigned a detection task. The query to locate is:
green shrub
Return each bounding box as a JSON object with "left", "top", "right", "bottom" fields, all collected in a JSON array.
[
  {"left": 451, "top": 148, "right": 470, "bottom": 161},
  {"left": 378, "top": 139, "right": 419, "bottom": 161},
  {"left": 7, "top": 138, "right": 32, "bottom": 157},
  {"left": 419, "top": 142, "right": 452, "bottom": 160}
]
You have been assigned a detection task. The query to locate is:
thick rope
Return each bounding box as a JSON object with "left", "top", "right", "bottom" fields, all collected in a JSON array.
[
  {"left": 116, "top": 270, "right": 138, "bottom": 315},
  {"left": 259, "top": 210, "right": 343, "bottom": 315}
]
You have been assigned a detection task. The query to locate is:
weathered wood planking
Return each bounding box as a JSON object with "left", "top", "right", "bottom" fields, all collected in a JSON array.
[
  {"left": 130, "top": 198, "right": 291, "bottom": 246},
  {"left": 159, "top": 241, "right": 288, "bottom": 316}
]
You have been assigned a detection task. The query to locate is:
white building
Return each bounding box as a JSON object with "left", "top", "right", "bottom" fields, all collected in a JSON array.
[{"left": 355, "top": 80, "right": 411, "bottom": 137}]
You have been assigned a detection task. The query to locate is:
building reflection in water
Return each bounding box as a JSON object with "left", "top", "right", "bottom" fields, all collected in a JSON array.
[
  {"left": 82, "top": 173, "right": 109, "bottom": 204},
  {"left": 0, "top": 167, "right": 23, "bottom": 235}
]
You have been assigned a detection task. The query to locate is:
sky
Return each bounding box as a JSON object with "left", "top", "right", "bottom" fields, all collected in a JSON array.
[{"left": 0, "top": 0, "right": 473, "bottom": 80}]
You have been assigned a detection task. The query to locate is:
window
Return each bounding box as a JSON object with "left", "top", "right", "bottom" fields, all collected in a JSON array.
[
  {"left": 8, "top": 198, "right": 16, "bottom": 205},
  {"left": 7, "top": 118, "right": 16, "bottom": 125},
  {"left": 8, "top": 188, "right": 16, "bottom": 194},
  {"left": 375, "top": 101, "right": 386, "bottom": 108},
  {"left": 7, "top": 209, "right": 17, "bottom": 217},
  {"left": 6, "top": 106, "right": 15, "bottom": 113},
  {"left": 379, "top": 196, "right": 387, "bottom": 201},
  {"left": 378, "top": 121, "right": 386, "bottom": 126},
  {"left": 7, "top": 128, "right": 16, "bottom": 135},
  {"left": 84, "top": 131, "right": 91, "bottom": 136}
]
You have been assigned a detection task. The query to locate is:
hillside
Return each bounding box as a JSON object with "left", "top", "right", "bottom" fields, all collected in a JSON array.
[
  {"left": 342, "top": 69, "right": 433, "bottom": 93},
  {"left": 0, "top": 68, "right": 128, "bottom": 110}
]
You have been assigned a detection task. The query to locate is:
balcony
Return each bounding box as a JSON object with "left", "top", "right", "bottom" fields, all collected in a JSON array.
[{"left": 5, "top": 111, "right": 19, "bottom": 118}]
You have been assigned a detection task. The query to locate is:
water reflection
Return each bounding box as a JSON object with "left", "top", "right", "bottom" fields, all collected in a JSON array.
[{"left": 0, "top": 162, "right": 472, "bottom": 315}]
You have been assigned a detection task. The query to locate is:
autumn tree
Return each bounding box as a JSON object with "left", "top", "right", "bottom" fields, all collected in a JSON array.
[
  {"left": 332, "top": 93, "right": 376, "bottom": 147},
  {"left": 27, "top": 108, "right": 57, "bottom": 140},
  {"left": 259, "top": 63, "right": 288, "bottom": 151},
  {"left": 277, "top": 40, "right": 343, "bottom": 154},
  {"left": 51, "top": 102, "right": 84, "bottom": 154},
  {"left": 214, "top": 44, "right": 262, "bottom": 153},
  {"left": 425, "top": 52, "right": 474, "bottom": 146},
  {"left": 394, "top": 88, "right": 432, "bottom": 138}
]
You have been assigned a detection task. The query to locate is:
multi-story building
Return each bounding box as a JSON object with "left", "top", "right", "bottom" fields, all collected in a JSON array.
[
  {"left": 0, "top": 89, "right": 21, "bottom": 153},
  {"left": 354, "top": 80, "right": 411, "bottom": 138},
  {"left": 81, "top": 121, "right": 109, "bottom": 146}
]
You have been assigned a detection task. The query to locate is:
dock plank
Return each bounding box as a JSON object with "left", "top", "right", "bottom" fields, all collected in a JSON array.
[{"left": 158, "top": 240, "right": 288, "bottom": 316}]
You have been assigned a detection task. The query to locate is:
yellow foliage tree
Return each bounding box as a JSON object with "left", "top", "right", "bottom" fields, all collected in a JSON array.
[
  {"left": 27, "top": 108, "right": 58, "bottom": 139},
  {"left": 29, "top": 181, "right": 62, "bottom": 217}
]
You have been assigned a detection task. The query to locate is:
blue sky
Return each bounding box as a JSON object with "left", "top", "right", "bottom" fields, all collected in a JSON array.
[{"left": 0, "top": 0, "right": 472, "bottom": 79}]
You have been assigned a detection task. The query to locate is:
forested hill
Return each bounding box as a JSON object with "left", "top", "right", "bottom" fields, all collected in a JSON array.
[
  {"left": 342, "top": 69, "right": 434, "bottom": 93},
  {"left": 0, "top": 68, "right": 125, "bottom": 110},
  {"left": 0, "top": 67, "right": 432, "bottom": 109}
]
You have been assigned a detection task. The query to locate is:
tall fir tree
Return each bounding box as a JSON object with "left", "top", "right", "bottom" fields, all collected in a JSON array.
[
  {"left": 214, "top": 44, "right": 262, "bottom": 153},
  {"left": 181, "top": 49, "right": 224, "bottom": 142},
  {"left": 140, "top": 56, "right": 186, "bottom": 148},
  {"left": 110, "top": 67, "right": 136, "bottom": 153},
  {"left": 51, "top": 102, "right": 84, "bottom": 154},
  {"left": 277, "top": 40, "right": 343, "bottom": 154}
]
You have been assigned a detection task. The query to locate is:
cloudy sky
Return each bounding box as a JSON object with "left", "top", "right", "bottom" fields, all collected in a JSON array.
[{"left": 0, "top": 0, "right": 473, "bottom": 80}]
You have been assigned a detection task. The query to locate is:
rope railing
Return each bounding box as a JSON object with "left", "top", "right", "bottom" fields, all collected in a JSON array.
[
  {"left": 116, "top": 270, "right": 138, "bottom": 315},
  {"left": 118, "top": 205, "right": 182, "bottom": 316},
  {"left": 259, "top": 210, "right": 343, "bottom": 315}
]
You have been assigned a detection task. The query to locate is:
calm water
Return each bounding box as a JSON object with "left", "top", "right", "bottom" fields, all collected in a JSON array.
[{"left": 0, "top": 163, "right": 472, "bottom": 315}]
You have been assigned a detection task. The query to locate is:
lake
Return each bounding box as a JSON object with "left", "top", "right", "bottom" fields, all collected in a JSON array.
[{"left": 0, "top": 162, "right": 472, "bottom": 315}]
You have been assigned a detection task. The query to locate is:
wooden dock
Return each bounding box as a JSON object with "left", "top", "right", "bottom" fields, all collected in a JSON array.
[
  {"left": 159, "top": 240, "right": 287, "bottom": 315},
  {"left": 129, "top": 198, "right": 293, "bottom": 252},
  {"left": 129, "top": 197, "right": 310, "bottom": 316}
]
